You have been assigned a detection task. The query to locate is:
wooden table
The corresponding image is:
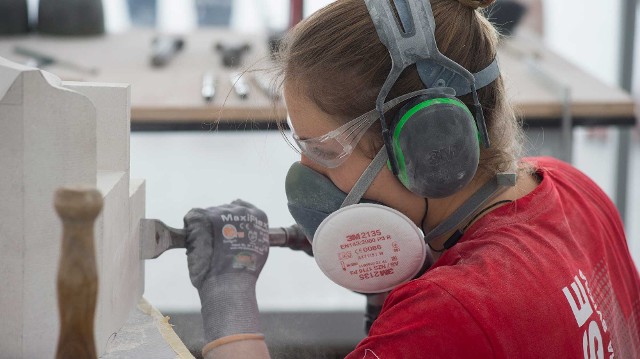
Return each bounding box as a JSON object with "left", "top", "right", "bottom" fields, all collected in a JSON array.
[
  {"left": 0, "top": 29, "right": 634, "bottom": 125},
  {"left": 496, "top": 30, "right": 636, "bottom": 220},
  {"left": 0, "top": 29, "right": 287, "bottom": 124},
  {"left": 499, "top": 31, "right": 634, "bottom": 125},
  {"left": 0, "top": 28, "right": 635, "bottom": 218}
]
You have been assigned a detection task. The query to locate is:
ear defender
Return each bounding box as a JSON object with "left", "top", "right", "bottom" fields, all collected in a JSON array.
[{"left": 389, "top": 88, "right": 480, "bottom": 198}]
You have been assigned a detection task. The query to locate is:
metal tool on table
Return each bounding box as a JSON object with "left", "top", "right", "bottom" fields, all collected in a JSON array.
[
  {"left": 213, "top": 42, "right": 252, "bottom": 100},
  {"left": 150, "top": 36, "right": 185, "bottom": 67},
  {"left": 14, "top": 46, "right": 99, "bottom": 76},
  {"left": 201, "top": 71, "right": 217, "bottom": 102},
  {"left": 215, "top": 41, "right": 251, "bottom": 68},
  {"left": 140, "top": 218, "right": 312, "bottom": 259},
  {"left": 230, "top": 72, "right": 250, "bottom": 100}
]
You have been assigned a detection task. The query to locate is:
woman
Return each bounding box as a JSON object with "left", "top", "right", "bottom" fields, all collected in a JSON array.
[{"left": 184, "top": 0, "right": 640, "bottom": 358}]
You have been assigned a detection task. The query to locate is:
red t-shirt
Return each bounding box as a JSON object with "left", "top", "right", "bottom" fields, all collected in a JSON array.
[{"left": 346, "top": 157, "right": 640, "bottom": 359}]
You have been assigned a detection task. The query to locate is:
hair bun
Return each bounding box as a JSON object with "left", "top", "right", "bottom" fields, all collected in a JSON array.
[{"left": 457, "top": 0, "right": 496, "bottom": 10}]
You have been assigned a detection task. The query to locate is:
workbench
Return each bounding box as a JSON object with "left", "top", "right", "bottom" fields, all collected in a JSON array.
[
  {"left": 0, "top": 29, "right": 286, "bottom": 123},
  {"left": 0, "top": 28, "right": 635, "bottom": 216},
  {"left": 0, "top": 29, "right": 633, "bottom": 123}
]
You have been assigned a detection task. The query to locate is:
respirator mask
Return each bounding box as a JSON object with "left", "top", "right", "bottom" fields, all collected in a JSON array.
[{"left": 286, "top": 150, "right": 432, "bottom": 294}]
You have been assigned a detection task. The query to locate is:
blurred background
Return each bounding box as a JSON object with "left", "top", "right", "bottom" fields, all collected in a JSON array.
[{"left": 1, "top": 0, "right": 639, "bottom": 357}]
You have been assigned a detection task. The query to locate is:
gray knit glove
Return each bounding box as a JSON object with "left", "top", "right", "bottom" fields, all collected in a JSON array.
[{"left": 184, "top": 199, "right": 270, "bottom": 343}]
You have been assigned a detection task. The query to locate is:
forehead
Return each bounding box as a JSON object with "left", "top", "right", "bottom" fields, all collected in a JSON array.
[{"left": 283, "top": 81, "right": 337, "bottom": 139}]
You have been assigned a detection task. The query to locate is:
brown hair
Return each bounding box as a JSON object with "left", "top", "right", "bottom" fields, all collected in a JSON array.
[{"left": 277, "top": 0, "right": 525, "bottom": 178}]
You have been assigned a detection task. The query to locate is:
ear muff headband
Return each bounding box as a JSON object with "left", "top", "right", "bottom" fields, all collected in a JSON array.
[
  {"left": 364, "top": 0, "right": 500, "bottom": 178},
  {"left": 392, "top": 97, "right": 477, "bottom": 188}
]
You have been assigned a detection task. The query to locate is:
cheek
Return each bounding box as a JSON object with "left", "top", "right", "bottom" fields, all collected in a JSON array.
[
  {"left": 299, "top": 155, "right": 365, "bottom": 195},
  {"left": 326, "top": 158, "right": 373, "bottom": 197},
  {"left": 301, "top": 152, "right": 426, "bottom": 226},
  {"left": 329, "top": 169, "right": 362, "bottom": 195}
]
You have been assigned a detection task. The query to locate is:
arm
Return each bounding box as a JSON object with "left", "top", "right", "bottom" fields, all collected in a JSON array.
[{"left": 184, "top": 200, "right": 272, "bottom": 359}]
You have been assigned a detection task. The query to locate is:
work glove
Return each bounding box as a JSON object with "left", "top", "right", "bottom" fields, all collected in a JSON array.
[{"left": 184, "top": 199, "right": 270, "bottom": 346}]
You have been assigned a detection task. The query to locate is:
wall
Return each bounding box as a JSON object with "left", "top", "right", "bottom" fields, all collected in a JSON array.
[{"left": 543, "top": 0, "right": 623, "bottom": 86}]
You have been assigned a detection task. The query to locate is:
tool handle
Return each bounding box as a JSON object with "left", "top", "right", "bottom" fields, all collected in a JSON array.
[
  {"left": 54, "top": 187, "right": 102, "bottom": 359},
  {"left": 269, "top": 225, "right": 313, "bottom": 256},
  {"left": 230, "top": 73, "right": 250, "bottom": 99},
  {"left": 201, "top": 71, "right": 216, "bottom": 101},
  {"left": 151, "top": 37, "right": 184, "bottom": 67},
  {"left": 170, "top": 225, "right": 311, "bottom": 254}
]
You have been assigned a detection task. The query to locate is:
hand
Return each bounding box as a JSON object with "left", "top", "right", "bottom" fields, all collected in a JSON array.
[{"left": 184, "top": 199, "right": 269, "bottom": 344}]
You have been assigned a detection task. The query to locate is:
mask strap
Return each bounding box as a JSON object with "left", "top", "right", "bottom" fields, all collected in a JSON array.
[
  {"left": 339, "top": 147, "right": 517, "bottom": 245},
  {"left": 341, "top": 148, "right": 389, "bottom": 208},
  {"left": 416, "top": 58, "right": 500, "bottom": 96},
  {"left": 423, "top": 172, "right": 517, "bottom": 243}
]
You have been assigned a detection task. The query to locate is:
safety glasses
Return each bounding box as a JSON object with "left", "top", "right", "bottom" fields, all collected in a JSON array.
[{"left": 286, "top": 89, "right": 437, "bottom": 168}]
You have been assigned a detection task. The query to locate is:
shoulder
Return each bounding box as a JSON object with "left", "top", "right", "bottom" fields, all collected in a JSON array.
[{"left": 523, "top": 156, "right": 622, "bottom": 225}]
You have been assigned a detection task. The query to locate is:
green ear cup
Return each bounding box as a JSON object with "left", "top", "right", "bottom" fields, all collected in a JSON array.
[{"left": 390, "top": 93, "right": 480, "bottom": 198}]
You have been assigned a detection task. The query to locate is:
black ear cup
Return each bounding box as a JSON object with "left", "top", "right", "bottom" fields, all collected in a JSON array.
[{"left": 389, "top": 93, "right": 480, "bottom": 198}]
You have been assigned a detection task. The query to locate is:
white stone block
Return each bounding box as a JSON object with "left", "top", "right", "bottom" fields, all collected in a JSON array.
[
  {"left": 0, "top": 57, "right": 97, "bottom": 357},
  {"left": 0, "top": 56, "right": 146, "bottom": 358},
  {"left": 64, "top": 82, "right": 131, "bottom": 172}
]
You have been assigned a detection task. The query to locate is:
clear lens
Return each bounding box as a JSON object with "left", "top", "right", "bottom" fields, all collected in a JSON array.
[
  {"left": 296, "top": 133, "right": 353, "bottom": 168},
  {"left": 284, "top": 116, "right": 302, "bottom": 154},
  {"left": 286, "top": 89, "right": 440, "bottom": 168}
]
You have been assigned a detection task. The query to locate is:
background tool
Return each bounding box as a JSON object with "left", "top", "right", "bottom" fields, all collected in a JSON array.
[
  {"left": 14, "top": 46, "right": 99, "bottom": 75},
  {"left": 230, "top": 72, "right": 250, "bottom": 99},
  {"left": 140, "top": 219, "right": 312, "bottom": 259},
  {"left": 150, "top": 36, "right": 185, "bottom": 67},
  {"left": 201, "top": 71, "right": 216, "bottom": 102},
  {"left": 215, "top": 41, "right": 250, "bottom": 68}
]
